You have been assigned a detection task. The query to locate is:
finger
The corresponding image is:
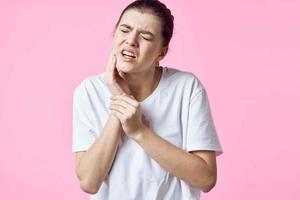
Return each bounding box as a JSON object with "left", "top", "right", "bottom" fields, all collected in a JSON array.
[
  {"left": 110, "top": 99, "right": 136, "bottom": 113},
  {"left": 113, "top": 59, "right": 120, "bottom": 76},
  {"left": 115, "top": 94, "right": 138, "bottom": 106},
  {"left": 111, "top": 95, "right": 139, "bottom": 108},
  {"left": 118, "top": 70, "right": 126, "bottom": 79},
  {"left": 107, "top": 53, "right": 120, "bottom": 85},
  {"left": 111, "top": 54, "right": 117, "bottom": 73},
  {"left": 109, "top": 106, "right": 129, "bottom": 124},
  {"left": 109, "top": 104, "right": 133, "bottom": 117},
  {"left": 110, "top": 109, "right": 125, "bottom": 122},
  {"left": 106, "top": 49, "right": 117, "bottom": 73}
]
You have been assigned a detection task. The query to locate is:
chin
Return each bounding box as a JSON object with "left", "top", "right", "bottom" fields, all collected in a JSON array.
[{"left": 116, "top": 62, "right": 136, "bottom": 73}]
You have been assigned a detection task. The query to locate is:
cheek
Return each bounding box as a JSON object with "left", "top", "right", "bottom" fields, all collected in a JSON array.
[
  {"left": 141, "top": 44, "right": 160, "bottom": 58},
  {"left": 112, "top": 34, "right": 124, "bottom": 47}
]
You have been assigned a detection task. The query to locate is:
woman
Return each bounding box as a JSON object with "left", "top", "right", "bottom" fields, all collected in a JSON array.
[{"left": 72, "top": 0, "right": 223, "bottom": 199}]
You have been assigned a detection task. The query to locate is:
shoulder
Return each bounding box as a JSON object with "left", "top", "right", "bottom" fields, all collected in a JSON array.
[
  {"left": 73, "top": 72, "right": 107, "bottom": 99},
  {"left": 74, "top": 72, "right": 106, "bottom": 92},
  {"left": 163, "top": 66, "right": 206, "bottom": 92}
]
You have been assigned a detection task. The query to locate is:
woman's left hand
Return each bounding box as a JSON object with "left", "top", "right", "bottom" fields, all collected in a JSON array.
[{"left": 109, "top": 94, "right": 144, "bottom": 138}]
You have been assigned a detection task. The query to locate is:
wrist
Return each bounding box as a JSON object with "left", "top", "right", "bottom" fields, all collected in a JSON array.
[
  {"left": 132, "top": 124, "right": 148, "bottom": 142},
  {"left": 109, "top": 113, "right": 121, "bottom": 126}
]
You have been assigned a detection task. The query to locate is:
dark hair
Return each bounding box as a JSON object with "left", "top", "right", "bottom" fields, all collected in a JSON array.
[{"left": 114, "top": 0, "right": 174, "bottom": 49}]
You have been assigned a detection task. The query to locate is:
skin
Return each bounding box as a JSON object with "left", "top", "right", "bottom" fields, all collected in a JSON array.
[
  {"left": 106, "top": 8, "right": 167, "bottom": 100},
  {"left": 75, "top": 9, "right": 218, "bottom": 194}
]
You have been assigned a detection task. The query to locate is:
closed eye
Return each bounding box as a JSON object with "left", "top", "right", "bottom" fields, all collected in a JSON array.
[
  {"left": 120, "top": 29, "right": 129, "bottom": 33},
  {"left": 141, "top": 34, "right": 152, "bottom": 41},
  {"left": 143, "top": 37, "right": 151, "bottom": 41}
]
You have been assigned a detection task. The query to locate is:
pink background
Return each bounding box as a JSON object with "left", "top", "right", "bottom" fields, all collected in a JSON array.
[{"left": 1, "top": 0, "right": 300, "bottom": 199}]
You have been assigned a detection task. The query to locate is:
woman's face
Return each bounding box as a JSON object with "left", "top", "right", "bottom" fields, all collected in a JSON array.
[{"left": 113, "top": 9, "right": 166, "bottom": 74}]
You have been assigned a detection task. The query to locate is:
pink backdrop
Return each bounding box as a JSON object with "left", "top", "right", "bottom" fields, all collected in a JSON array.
[{"left": 1, "top": 0, "right": 300, "bottom": 199}]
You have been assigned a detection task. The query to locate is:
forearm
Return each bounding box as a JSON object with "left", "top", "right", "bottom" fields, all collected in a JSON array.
[
  {"left": 77, "top": 114, "right": 122, "bottom": 193},
  {"left": 133, "top": 126, "right": 213, "bottom": 191}
]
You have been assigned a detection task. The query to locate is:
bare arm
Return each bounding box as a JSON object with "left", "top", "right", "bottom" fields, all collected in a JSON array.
[
  {"left": 75, "top": 114, "right": 122, "bottom": 194},
  {"left": 133, "top": 126, "right": 217, "bottom": 193},
  {"left": 109, "top": 94, "right": 218, "bottom": 193}
]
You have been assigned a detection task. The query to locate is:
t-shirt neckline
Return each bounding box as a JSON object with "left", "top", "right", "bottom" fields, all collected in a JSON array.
[{"left": 140, "top": 66, "right": 165, "bottom": 105}]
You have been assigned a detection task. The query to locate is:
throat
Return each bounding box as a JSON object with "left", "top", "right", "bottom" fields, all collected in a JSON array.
[{"left": 129, "top": 67, "right": 162, "bottom": 102}]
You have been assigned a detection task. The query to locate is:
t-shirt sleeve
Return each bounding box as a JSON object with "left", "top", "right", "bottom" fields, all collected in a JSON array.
[
  {"left": 72, "top": 80, "right": 97, "bottom": 153},
  {"left": 186, "top": 86, "right": 223, "bottom": 156}
]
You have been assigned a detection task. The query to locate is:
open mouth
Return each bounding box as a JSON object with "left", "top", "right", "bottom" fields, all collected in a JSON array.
[{"left": 121, "top": 50, "right": 136, "bottom": 59}]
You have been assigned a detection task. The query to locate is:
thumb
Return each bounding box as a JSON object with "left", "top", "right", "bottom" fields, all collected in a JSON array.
[
  {"left": 111, "top": 54, "right": 117, "bottom": 71},
  {"left": 107, "top": 48, "right": 117, "bottom": 72},
  {"left": 118, "top": 70, "right": 126, "bottom": 79}
]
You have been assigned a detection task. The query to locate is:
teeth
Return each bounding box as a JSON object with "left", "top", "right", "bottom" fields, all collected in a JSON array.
[{"left": 122, "top": 50, "right": 135, "bottom": 58}]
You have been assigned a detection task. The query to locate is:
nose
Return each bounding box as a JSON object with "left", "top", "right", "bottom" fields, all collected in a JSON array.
[{"left": 126, "top": 32, "right": 139, "bottom": 47}]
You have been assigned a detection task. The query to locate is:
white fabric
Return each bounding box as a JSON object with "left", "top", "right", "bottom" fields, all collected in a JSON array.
[{"left": 72, "top": 66, "right": 223, "bottom": 200}]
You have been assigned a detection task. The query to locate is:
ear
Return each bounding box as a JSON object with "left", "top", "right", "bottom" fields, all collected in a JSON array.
[{"left": 156, "top": 47, "right": 168, "bottom": 62}]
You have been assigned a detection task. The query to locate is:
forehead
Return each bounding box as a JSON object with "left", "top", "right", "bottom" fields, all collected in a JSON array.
[{"left": 119, "top": 9, "right": 162, "bottom": 34}]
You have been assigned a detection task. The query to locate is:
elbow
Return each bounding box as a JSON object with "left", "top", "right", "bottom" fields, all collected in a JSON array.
[
  {"left": 191, "top": 173, "right": 217, "bottom": 193},
  {"left": 77, "top": 172, "right": 101, "bottom": 194},
  {"left": 76, "top": 167, "right": 102, "bottom": 194},
  {"left": 201, "top": 180, "right": 216, "bottom": 193},
  {"left": 199, "top": 175, "right": 217, "bottom": 193},
  {"left": 79, "top": 180, "right": 100, "bottom": 194}
]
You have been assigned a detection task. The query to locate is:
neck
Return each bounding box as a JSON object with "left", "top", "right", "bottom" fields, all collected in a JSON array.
[{"left": 124, "top": 66, "right": 162, "bottom": 102}]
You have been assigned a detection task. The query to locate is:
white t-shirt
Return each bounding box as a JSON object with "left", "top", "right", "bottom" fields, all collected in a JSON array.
[{"left": 72, "top": 66, "right": 223, "bottom": 200}]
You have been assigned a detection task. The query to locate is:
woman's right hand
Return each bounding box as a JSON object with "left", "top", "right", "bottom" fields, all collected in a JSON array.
[{"left": 104, "top": 49, "right": 131, "bottom": 95}]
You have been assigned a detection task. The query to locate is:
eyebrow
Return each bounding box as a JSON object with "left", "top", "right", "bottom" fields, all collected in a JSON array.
[{"left": 120, "top": 24, "right": 155, "bottom": 38}]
